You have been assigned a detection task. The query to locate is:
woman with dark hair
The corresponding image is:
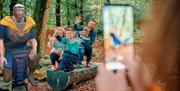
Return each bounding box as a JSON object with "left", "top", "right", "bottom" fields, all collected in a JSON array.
[
  {"left": 95, "top": 0, "right": 180, "bottom": 91},
  {"left": 142, "top": 0, "right": 180, "bottom": 90}
]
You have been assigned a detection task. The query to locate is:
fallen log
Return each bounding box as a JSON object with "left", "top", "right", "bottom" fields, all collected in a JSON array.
[{"left": 47, "top": 62, "right": 97, "bottom": 91}]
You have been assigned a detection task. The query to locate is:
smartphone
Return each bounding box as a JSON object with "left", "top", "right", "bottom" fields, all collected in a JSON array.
[{"left": 103, "top": 4, "right": 134, "bottom": 71}]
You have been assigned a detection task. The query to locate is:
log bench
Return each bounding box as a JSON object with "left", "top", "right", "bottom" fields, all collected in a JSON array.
[{"left": 46, "top": 62, "right": 97, "bottom": 91}]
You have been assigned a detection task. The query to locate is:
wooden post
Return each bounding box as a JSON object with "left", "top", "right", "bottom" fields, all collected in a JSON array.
[
  {"left": 107, "top": 0, "right": 110, "bottom": 3},
  {"left": 0, "top": 0, "right": 3, "bottom": 19}
]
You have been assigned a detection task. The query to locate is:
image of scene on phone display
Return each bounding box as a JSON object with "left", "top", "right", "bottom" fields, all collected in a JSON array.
[{"left": 103, "top": 5, "right": 134, "bottom": 70}]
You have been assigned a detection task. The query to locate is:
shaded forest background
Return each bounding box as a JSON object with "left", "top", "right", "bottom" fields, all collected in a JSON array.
[{"left": 0, "top": 0, "right": 153, "bottom": 58}]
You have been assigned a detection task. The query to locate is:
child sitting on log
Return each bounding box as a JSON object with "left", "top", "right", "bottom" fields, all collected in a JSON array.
[
  {"left": 48, "top": 27, "right": 65, "bottom": 70},
  {"left": 56, "top": 28, "right": 80, "bottom": 72},
  {"left": 76, "top": 27, "right": 90, "bottom": 64}
]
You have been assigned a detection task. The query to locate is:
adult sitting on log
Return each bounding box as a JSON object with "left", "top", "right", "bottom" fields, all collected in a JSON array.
[{"left": 73, "top": 16, "right": 97, "bottom": 67}]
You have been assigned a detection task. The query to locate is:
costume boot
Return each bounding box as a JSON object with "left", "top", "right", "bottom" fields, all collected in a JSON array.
[
  {"left": 28, "top": 68, "right": 38, "bottom": 87},
  {"left": 3, "top": 68, "right": 12, "bottom": 82}
]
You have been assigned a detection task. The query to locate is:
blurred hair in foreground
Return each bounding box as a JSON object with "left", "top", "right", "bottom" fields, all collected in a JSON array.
[{"left": 141, "top": 0, "right": 180, "bottom": 90}]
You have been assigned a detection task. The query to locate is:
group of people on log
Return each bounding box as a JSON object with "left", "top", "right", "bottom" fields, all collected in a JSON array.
[{"left": 48, "top": 16, "right": 97, "bottom": 72}]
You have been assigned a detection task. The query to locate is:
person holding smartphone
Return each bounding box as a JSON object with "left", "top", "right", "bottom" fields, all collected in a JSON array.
[{"left": 96, "top": 0, "right": 180, "bottom": 91}]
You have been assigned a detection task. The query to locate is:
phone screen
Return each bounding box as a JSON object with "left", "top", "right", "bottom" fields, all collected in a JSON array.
[{"left": 103, "top": 4, "right": 134, "bottom": 70}]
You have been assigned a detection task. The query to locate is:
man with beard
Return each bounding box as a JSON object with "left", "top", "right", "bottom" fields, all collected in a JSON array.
[{"left": 74, "top": 16, "right": 97, "bottom": 67}]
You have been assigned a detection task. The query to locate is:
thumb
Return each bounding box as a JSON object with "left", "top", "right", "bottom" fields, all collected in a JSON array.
[
  {"left": 29, "top": 54, "right": 32, "bottom": 61},
  {"left": 1, "top": 65, "right": 4, "bottom": 70}
]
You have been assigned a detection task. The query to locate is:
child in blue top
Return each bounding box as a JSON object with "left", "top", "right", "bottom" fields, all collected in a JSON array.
[{"left": 48, "top": 27, "right": 65, "bottom": 70}]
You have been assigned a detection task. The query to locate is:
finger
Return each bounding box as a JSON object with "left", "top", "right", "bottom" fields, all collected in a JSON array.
[
  {"left": 115, "top": 69, "right": 126, "bottom": 78},
  {"left": 134, "top": 55, "right": 142, "bottom": 63},
  {"left": 97, "top": 64, "right": 107, "bottom": 75},
  {"left": 4, "top": 58, "right": 7, "bottom": 64},
  {"left": 33, "top": 54, "right": 36, "bottom": 60},
  {"left": 0, "top": 64, "right": 4, "bottom": 70},
  {"left": 29, "top": 55, "right": 32, "bottom": 61},
  {"left": 115, "top": 69, "right": 129, "bottom": 87},
  {"left": 34, "top": 53, "right": 37, "bottom": 57},
  {"left": 95, "top": 64, "right": 109, "bottom": 84},
  {"left": 2, "top": 65, "right": 4, "bottom": 70}
]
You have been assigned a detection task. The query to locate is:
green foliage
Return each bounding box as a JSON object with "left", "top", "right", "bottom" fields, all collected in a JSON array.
[
  {"left": 47, "top": 0, "right": 153, "bottom": 42},
  {"left": 109, "top": 0, "right": 153, "bottom": 43},
  {"left": 47, "top": 0, "right": 105, "bottom": 35},
  {"left": 2, "top": 0, "right": 35, "bottom": 17},
  {"left": 48, "top": 0, "right": 82, "bottom": 28},
  {"left": 2, "top": 0, "right": 10, "bottom": 16},
  {"left": 47, "top": 0, "right": 56, "bottom": 28},
  {"left": 110, "top": 0, "right": 153, "bottom": 25},
  {"left": 1, "top": 0, "right": 153, "bottom": 43},
  {"left": 33, "top": 0, "right": 48, "bottom": 31},
  {"left": 83, "top": 0, "right": 104, "bottom": 36}
]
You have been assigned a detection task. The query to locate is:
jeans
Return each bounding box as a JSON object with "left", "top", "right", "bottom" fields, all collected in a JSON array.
[
  {"left": 59, "top": 51, "right": 79, "bottom": 70},
  {"left": 79, "top": 48, "right": 85, "bottom": 61},
  {"left": 50, "top": 52, "right": 60, "bottom": 65}
]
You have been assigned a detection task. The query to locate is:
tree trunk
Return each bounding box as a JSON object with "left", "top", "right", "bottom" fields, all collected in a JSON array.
[
  {"left": 23, "top": 0, "right": 26, "bottom": 15},
  {"left": 9, "top": 0, "right": 17, "bottom": 16},
  {"left": 0, "top": 0, "right": 3, "bottom": 19},
  {"left": 80, "top": 0, "right": 83, "bottom": 25},
  {"left": 107, "top": 0, "right": 110, "bottom": 3},
  {"left": 56, "top": 0, "right": 61, "bottom": 26},
  {"left": 66, "top": 0, "right": 70, "bottom": 27},
  {"left": 33, "top": 0, "right": 52, "bottom": 59},
  {"left": 74, "top": 0, "right": 78, "bottom": 16}
]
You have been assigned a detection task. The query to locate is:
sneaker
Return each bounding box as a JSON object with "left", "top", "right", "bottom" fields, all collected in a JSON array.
[
  {"left": 85, "top": 64, "right": 91, "bottom": 68},
  {"left": 64, "top": 67, "right": 74, "bottom": 72},
  {"left": 13, "top": 86, "right": 27, "bottom": 91},
  {"left": 85, "top": 62, "right": 91, "bottom": 68},
  {"left": 51, "top": 65, "right": 57, "bottom": 71}
]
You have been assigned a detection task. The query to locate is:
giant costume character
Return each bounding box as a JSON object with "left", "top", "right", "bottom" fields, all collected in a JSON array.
[{"left": 0, "top": 4, "right": 38, "bottom": 88}]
